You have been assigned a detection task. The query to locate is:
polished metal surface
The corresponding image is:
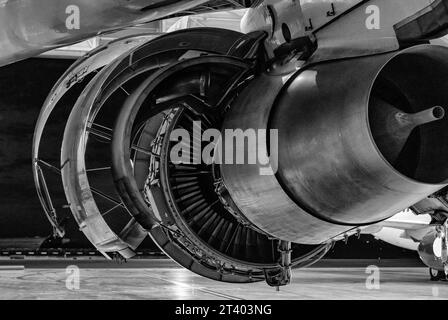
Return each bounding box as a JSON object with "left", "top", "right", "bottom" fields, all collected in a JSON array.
[{"left": 220, "top": 71, "right": 353, "bottom": 244}]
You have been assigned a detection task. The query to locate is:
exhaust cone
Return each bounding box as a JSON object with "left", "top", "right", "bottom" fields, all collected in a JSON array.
[{"left": 370, "top": 99, "right": 445, "bottom": 164}]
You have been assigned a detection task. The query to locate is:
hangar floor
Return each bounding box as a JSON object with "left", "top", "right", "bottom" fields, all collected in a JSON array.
[{"left": 0, "top": 259, "right": 446, "bottom": 299}]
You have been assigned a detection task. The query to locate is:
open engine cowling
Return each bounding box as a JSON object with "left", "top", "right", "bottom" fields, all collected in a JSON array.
[{"left": 33, "top": 25, "right": 448, "bottom": 286}]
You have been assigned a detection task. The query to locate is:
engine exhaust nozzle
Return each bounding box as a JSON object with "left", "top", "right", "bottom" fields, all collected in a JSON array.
[{"left": 221, "top": 45, "right": 448, "bottom": 244}]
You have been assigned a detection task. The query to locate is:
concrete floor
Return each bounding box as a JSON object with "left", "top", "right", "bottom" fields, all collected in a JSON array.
[{"left": 0, "top": 259, "right": 447, "bottom": 299}]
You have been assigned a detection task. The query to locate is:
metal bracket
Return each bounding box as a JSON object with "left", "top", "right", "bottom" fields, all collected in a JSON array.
[
  {"left": 240, "top": 0, "right": 310, "bottom": 58},
  {"left": 305, "top": 18, "right": 314, "bottom": 31},
  {"left": 264, "top": 240, "right": 292, "bottom": 288},
  {"left": 326, "top": 3, "right": 336, "bottom": 17}
]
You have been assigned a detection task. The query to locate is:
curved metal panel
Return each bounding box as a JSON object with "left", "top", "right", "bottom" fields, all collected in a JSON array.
[
  {"left": 33, "top": 35, "right": 153, "bottom": 238},
  {"left": 0, "top": 0, "right": 207, "bottom": 66},
  {"left": 220, "top": 72, "right": 353, "bottom": 244}
]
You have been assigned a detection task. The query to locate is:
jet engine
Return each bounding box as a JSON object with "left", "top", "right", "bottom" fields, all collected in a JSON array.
[{"left": 33, "top": 27, "right": 448, "bottom": 286}]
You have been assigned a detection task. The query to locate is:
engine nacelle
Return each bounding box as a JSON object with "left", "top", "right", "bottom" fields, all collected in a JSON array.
[{"left": 221, "top": 44, "right": 448, "bottom": 244}]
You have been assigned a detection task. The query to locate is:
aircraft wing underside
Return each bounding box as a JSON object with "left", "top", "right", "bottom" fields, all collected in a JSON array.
[
  {"left": 3, "top": 0, "right": 448, "bottom": 67},
  {"left": 0, "top": 0, "right": 252, "bottom": 67}
]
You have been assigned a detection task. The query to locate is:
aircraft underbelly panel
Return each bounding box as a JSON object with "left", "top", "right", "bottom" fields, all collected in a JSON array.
[{"left": 0, "top": 0, "right": 207, "bottom": 67}]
